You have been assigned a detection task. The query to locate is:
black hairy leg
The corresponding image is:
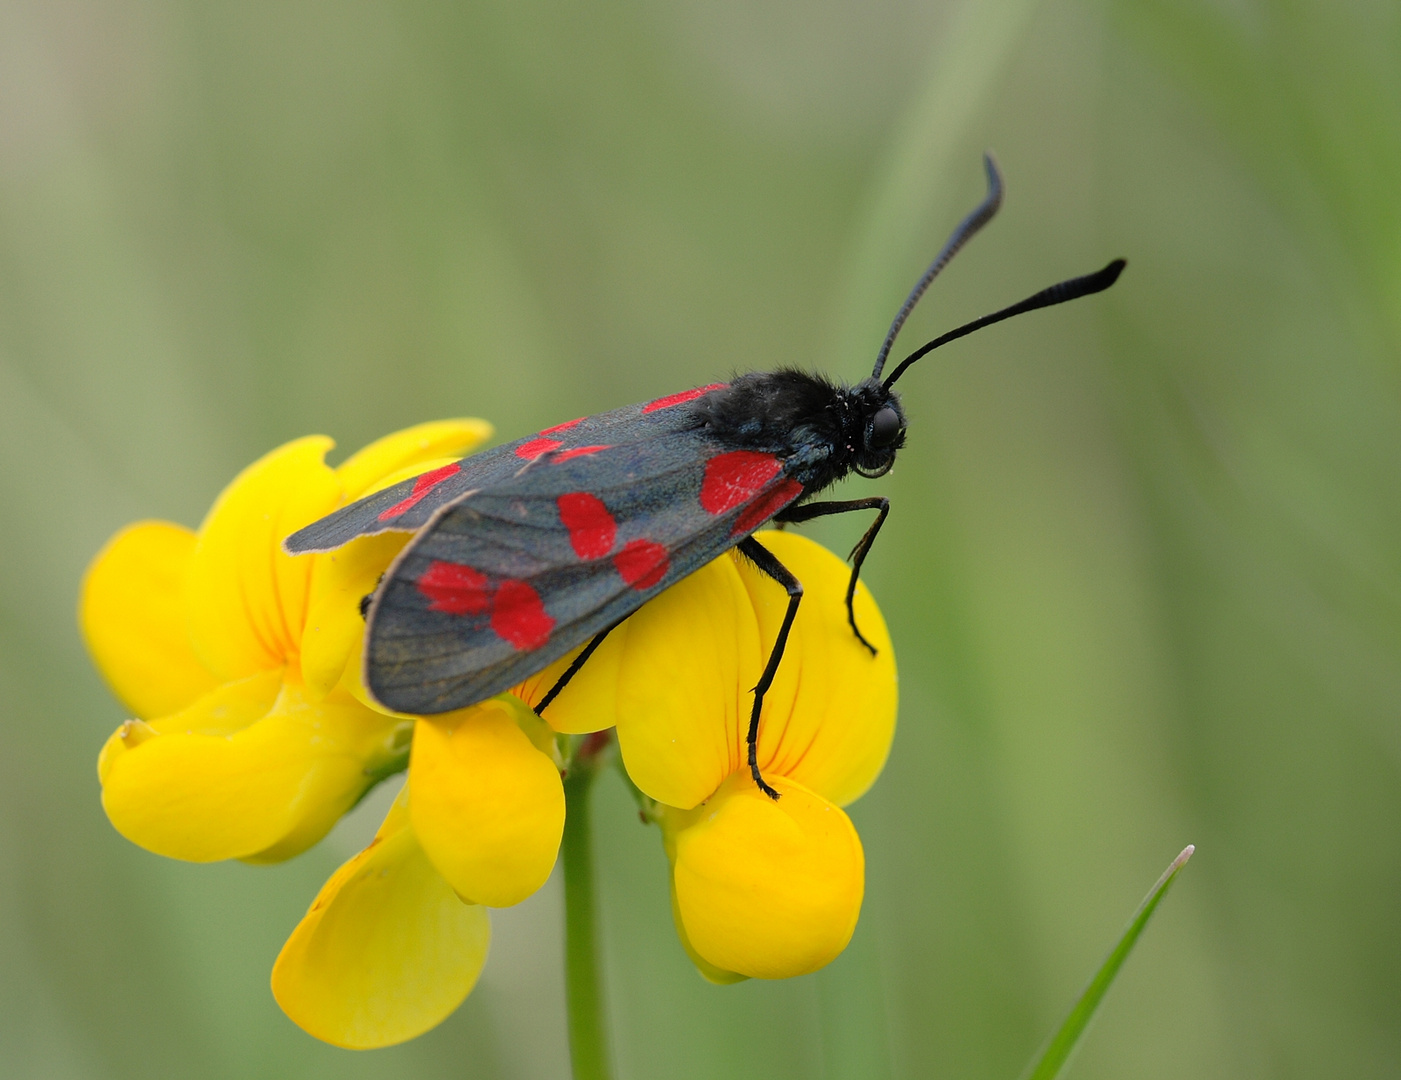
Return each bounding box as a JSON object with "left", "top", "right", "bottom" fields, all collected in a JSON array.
[
  {"left": 736, "top": 535, "right": 803, "bottom": 801},
  {"left": 533, "top": 619, "right": 623, "bottom": 718},
  {"left": 773, "top": 497, "right": 889, "bottom": 654}
]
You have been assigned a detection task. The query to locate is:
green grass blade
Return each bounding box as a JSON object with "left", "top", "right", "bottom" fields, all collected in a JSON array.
[{"left": 1018, "top": 845, "right": 1195, "bottom": 1080}]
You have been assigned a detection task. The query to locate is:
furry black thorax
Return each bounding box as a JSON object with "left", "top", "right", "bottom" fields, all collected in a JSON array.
[{"left": 689, "top": 369, "right": 906, "bottom": 493}]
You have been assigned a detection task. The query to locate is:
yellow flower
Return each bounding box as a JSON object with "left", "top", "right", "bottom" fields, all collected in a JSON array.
[
  {"left": 267, "top": 686, "right": 570, "bottom": 1048},
  {"left": 269, "top": 782, "right": 491, "bottom": 1049},
  {"left": 82, "top": 420, "right": 492, "bottom": 864},
  {"left": 518, "top": 531, "right": 897, "bottom": 982},
  {"left": 82, "top": 421, "right": 571, "bottom": 1047}
]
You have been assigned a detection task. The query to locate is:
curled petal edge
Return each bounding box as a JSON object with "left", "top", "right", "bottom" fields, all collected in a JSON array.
[
  {"left": 79, "top": 520, "right": 219, "bottom": 720},
  {"left": 272, "top": 787, "right": 491, "bottom": 1049},
  {"left": 663, "top": 771, "right": 864, "bottom": 981},
  {"left": 99, "top": 670, "right": 410, "bottom": 863},
  {"left": 410, "top": 696, "right": 565, "bottom": 908}
]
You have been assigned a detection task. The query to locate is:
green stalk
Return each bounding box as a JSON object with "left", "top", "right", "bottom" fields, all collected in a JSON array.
[{"left": 562, "top": 737, "right": 614, "bottom": 1080}]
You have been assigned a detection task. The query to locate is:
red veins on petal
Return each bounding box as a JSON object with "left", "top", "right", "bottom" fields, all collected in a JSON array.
[
  {"left": 642, "top": 383, "right": 727, "bottom": 413},
  {"left": 377, "top": 462, "right": 462, "bottom": 522},
  {"left": 557, "top": 492, "right": 617, "bottom": 559},
  {"left": 699, "top": 450, "right": 783, "bottom": 515},
  {"left": 516, "top": 437, "right": 564, "bottom": 461},
  {"left": 553, "top": 444, "right": 613, "bottom": 463},
  {"left": 613, "top": 539, "right": 670, "bottom": 590},
  {"left": 491, "top": 580, "right": 554, "bottom": 650},
  {"left": 541, "top": 418, "right": 583, "bottom": 435},
  {"left": 418, "top": 561, "right": 490, "bottom": 615},
  {"left": 732, "top": 478, "right": 804, "bottom": 536}
]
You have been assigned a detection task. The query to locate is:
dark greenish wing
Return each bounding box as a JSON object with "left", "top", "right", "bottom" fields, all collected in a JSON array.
[
  {"left": 282, "top": 383, "right": 730, "bottom": 554},
  {"left": 364, "top": 431, "right": 805, "bottom": 714}
]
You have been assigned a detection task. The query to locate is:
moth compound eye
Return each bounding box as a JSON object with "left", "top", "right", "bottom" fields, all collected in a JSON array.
[{"left": 868, "top": 406, "right": 902, "bottom": 448}]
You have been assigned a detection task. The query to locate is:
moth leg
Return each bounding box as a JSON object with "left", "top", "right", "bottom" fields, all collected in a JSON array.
[
  {"left": 533, "top": 619, "right": 623, "bottom": 718},
  {"left": 359, "top": 573, "right": 386, "bottom": 619},
  {"left": 737, "top": 536, "right": 802, "bottom": 802},
  {"left": 773, "top": 497, "right": 889, "bottom": 654}
]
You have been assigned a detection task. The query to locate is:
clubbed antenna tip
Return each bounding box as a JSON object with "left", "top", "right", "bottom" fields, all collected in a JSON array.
[{"left": 881, "top": 258, "right": 1127, "bottom": 389}]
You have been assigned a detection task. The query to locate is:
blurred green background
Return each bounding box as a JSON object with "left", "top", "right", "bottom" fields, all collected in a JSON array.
[{"left": 2, "top": 0, "right": 1399, "bottom": 1076}]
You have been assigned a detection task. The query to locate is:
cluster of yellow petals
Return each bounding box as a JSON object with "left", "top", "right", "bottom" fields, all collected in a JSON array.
[
  {"left": 81, "top": 422, "right": 897, "bottom": 1049},
  {"left": 516, "top": 529, "right": 897, "bottom": 983}
]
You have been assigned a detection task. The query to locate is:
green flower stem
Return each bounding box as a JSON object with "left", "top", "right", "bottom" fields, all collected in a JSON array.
[{"left": 562, "top": 734, "right": 614, "bottom": 1080}]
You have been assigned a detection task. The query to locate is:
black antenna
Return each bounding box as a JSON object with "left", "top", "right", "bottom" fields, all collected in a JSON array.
[
  {"left": 881, "top": 259, "right": 1126, "bottom": 389},
  {"left": 870, "top": 153, "right": 1004, "bottom": 382}
]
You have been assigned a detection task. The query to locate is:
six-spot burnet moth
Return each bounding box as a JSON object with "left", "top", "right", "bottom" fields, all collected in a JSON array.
[{"left": 284, "top": 155, "right": 1125, "bottom": 800}]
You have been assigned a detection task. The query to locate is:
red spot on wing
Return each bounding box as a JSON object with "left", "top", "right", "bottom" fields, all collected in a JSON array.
[
  {"left": 541, "top": 418, "right": 584, "bottom": 435},
  {"left": 557, "top": 492, "right": 617, "bottom": 559},
  {"left": 642, "top": 383, "right": 727, "bottom": 413},
  {"left": 553, "top": 444, "right": 612, "bottom": 463},
  {"left": 732, "top": 478, "right": 804, "bottom": 536},
  {"left": 377, "top": 462, "right": 462, "bottom": 522},
  {"left": 417, "top": 560, "right": 490, "bottom": 615},
  {"left": 613, "top": 539, "right": 670, "bottom": 590},
  {"left": 491, "top": 580, "right": 554, "bottom": 650},
  {"left": 699, "top": 450, "right": 783, "bottom": 515},
  {"left": 516, "top": 437, "right": 563, "bottom": 461}
]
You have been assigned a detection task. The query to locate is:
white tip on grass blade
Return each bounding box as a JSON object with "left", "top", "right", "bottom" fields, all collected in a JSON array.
[{"left": 1018, "top": 845, "right": 1195, "bottom": 1080}]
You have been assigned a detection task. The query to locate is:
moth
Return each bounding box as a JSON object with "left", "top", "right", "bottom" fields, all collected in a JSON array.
[{"left": 285, "top": 156, "right": 1124, "bottom": 798}]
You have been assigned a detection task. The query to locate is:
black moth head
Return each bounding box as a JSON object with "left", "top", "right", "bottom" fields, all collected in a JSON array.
[
  {"left": 844, "top": 378, "right": 906, "bottom": 479},
  {"left": 693, "top": 370, "right": 906, "bottom": 489}
]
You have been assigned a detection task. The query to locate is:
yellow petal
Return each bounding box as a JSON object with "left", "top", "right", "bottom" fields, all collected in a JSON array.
[
  {"left": 99, "top": 670, "right": 411, "bottom": 862},
  {"left": 185, "top": 436, "right": 343, "bottom": 681},
  {"left": 301, "top": 531, "right": 410, "bottom": 699},
  {"left": 665, "top": 771, "right": 864, "bottom": 980},
  {"left": 409, "top": 697, "right": 564, "bottom": 907},
  {"left": 737, "top": 532, "right": 898, "bottom": 807},
  {"left": 79, "top": 521, "right": 219, "bottom": 719},
  {"left": 511, "top": 630, "right": 629, "bottom": 736},
  {"left": 609, "top": 557, "right": 763, "bottom": 810},
  {"left": 335, "top": 419, "right": 494, "bottom": 500},
  {"left": 272, "top": 786, "right": 490, "bottom": 1049},
  {"left": 667, "top": 882, "right": 748, "bottom": 985},
  {"left": 97, "top": 669, "right": 281, "bottom": 788}
]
